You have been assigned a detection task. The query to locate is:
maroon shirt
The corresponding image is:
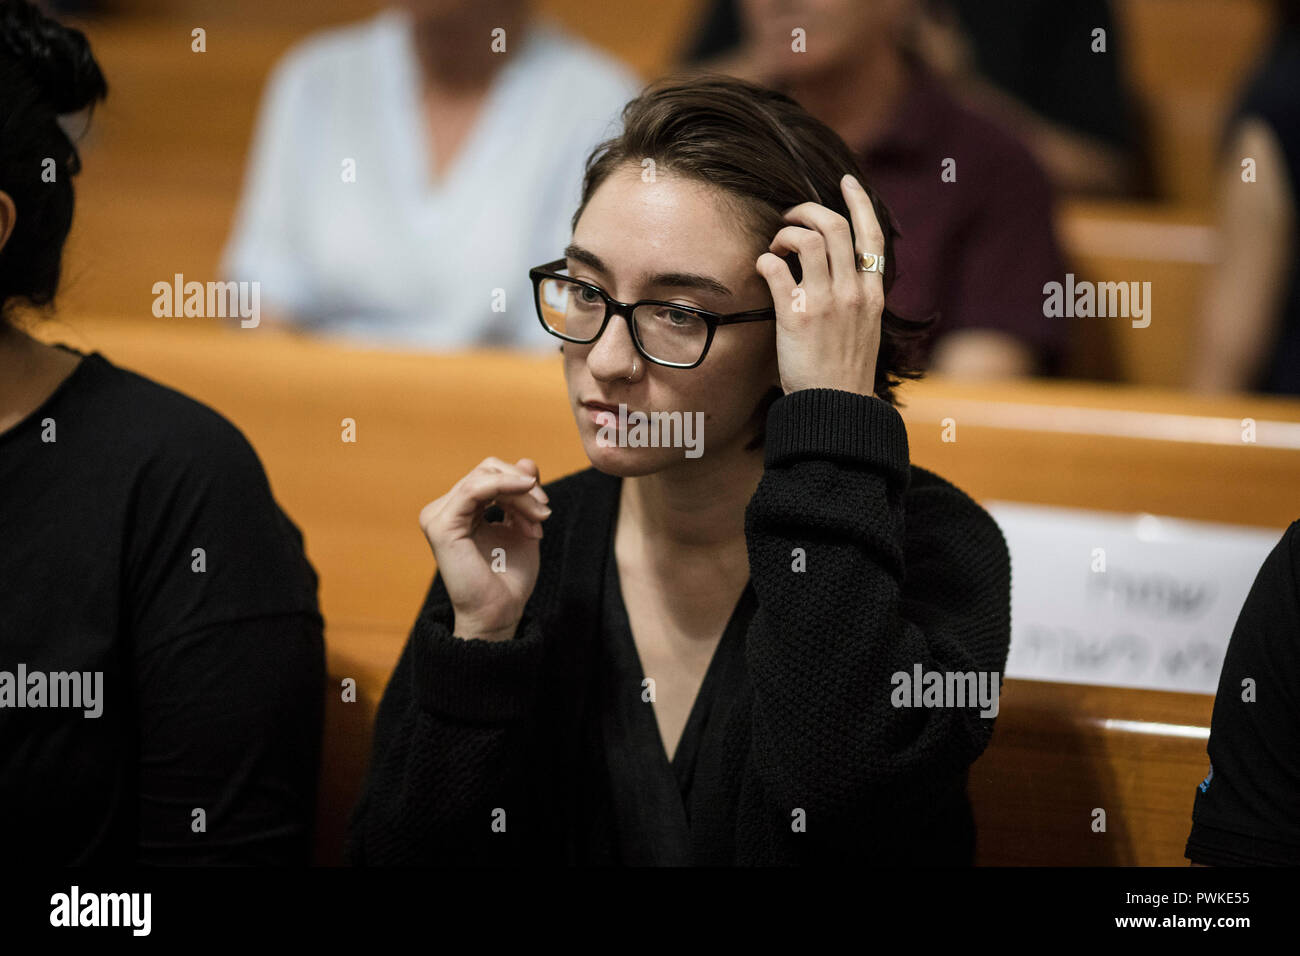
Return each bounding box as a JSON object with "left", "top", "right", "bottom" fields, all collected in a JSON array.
[{"left": 857, "top": 62, "right": 1068, "bottom": 374}]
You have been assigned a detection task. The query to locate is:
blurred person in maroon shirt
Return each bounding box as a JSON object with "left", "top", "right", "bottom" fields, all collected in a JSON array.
[{"left": 697, "top": 0, "right": 1069, "bottom": 380}]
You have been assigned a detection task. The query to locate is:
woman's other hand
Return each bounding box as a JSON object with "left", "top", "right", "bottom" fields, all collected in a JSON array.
[{"left": 418, "top": 457, "right": 551, "bottom": 642}]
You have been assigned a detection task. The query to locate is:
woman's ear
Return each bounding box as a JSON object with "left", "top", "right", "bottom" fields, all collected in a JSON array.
[{"left": 0, "top": 191, "right": 16, "bottom": 255}]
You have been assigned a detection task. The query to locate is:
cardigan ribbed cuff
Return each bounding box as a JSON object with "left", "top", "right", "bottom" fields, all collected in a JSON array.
[
  {"left": 764, "top": 388, "right": 910, "bottom": 484},
  {"left": 410, "top": 608, "right": 545, "bottom": 724}
]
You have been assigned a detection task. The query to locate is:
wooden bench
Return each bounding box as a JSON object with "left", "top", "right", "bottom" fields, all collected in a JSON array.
[
  {"left": 972, "top": 679, "right": 1215, "bottom": 866},
  {"left": 1058, "top": 199, "right": 1215, "bottom": 386},
  {"left": 35, "top": 315, "right": 1300, "bottom": 864}
]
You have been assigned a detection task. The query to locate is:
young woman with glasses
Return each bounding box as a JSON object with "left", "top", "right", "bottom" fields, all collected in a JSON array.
[{"left": 349, "top": 73, "right": 1012, "bottom": 866}]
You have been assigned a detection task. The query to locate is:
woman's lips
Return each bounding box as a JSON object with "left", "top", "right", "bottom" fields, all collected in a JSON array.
[
  {"left": 583, "top": 403, "right": 617, "bottom": 428},
  {"left": 582, "top": 401, "right": 624, "bottom": 429}
]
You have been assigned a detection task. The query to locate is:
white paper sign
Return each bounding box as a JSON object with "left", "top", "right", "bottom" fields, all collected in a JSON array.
[{"left": 984, "top": 501, "right": 1286, "bottom": 694}]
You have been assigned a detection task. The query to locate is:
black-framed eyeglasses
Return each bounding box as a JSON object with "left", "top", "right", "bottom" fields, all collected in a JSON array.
[{"left": 528, "top": 258, "right": 777, "bottom": 369}]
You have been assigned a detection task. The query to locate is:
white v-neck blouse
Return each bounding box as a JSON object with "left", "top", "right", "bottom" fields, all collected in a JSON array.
[{"left": 221, "top": 8, "right": 640, "bottom": 349}]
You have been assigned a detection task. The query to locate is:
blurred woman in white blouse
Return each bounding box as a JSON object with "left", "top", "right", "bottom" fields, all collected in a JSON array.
[{"left": 222, "top": 0, "right": 640, "bottom": 350}]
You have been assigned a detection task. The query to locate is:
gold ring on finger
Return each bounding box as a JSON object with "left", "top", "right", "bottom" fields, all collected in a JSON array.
[{"left": 855, "top": 252, "right": 885, "bottom": 273}]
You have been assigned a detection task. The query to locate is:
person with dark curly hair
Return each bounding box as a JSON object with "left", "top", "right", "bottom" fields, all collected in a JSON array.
[{"left": 0, "top": 0, "right": 325, "bottom": 865}]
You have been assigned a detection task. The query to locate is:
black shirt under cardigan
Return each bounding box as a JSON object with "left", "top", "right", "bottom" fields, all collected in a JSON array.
[
  {"left": 600, "top": 514, "right": 758, "bottom": 866},
  {"left": 347, "top": 388, "right": 1012, "bottom": 865}
]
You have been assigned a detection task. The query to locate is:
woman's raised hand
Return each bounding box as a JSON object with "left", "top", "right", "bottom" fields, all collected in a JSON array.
[
  {"left": 755, "top": 174, "right": 886, "bottom": 398},
  {"left": 418, "top": 457, "right": 551, "bottom": 642}
]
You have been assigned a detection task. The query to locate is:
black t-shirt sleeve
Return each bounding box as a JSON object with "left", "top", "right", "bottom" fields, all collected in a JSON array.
[
  {"left": 122, "top": 399, "right": 325, "bottom": 864},
  {"left": 1186, "top": 521, "right": 1300, "bottom": 866},
  {"left": 123, "top": 403, "right": 321, "bottom": 646},
  {"left": 134, "top": 614, "right": 324, "bottom": 864}
]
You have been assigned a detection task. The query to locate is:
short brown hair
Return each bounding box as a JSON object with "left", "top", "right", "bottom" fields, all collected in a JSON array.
[{"left": 572, "top": 72, "right": 935, "bottom": 441}]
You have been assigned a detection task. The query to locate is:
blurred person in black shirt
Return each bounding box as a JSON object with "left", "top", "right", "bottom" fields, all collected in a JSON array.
[
  {"left": 0, "top": 0, "right": 324, "bottom": 865},
  {"left": 1186, "top": 520, "right": 1300, "bottom": 865}
]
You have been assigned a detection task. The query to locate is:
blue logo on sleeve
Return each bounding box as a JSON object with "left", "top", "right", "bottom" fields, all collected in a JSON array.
[{"left": 1199, "top": 764, "right": 1214, "bottom": 793}]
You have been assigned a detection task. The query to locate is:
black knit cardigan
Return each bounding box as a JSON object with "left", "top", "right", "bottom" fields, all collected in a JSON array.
[{"left": 346, "top": 387, "right": 1012, "bottom": 865}]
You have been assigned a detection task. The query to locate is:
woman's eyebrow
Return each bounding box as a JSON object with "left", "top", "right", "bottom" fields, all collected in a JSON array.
[
  {"left": 564, "top": 243, "right": 605, "bottom": 273},
  {"left": 563, "top": 243, "right": 733, "bottom": 297},
  {"left": 645, "top": 271, "right": 733, "bottom": 297}
]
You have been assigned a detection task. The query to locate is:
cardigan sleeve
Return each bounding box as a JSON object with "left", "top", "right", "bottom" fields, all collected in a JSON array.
[
  {"left": 743, "top": 388, "right": 1012, "bottom": 832},
  {"left": 344, "top": 569, "right": 552, "bottom": 865}
]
